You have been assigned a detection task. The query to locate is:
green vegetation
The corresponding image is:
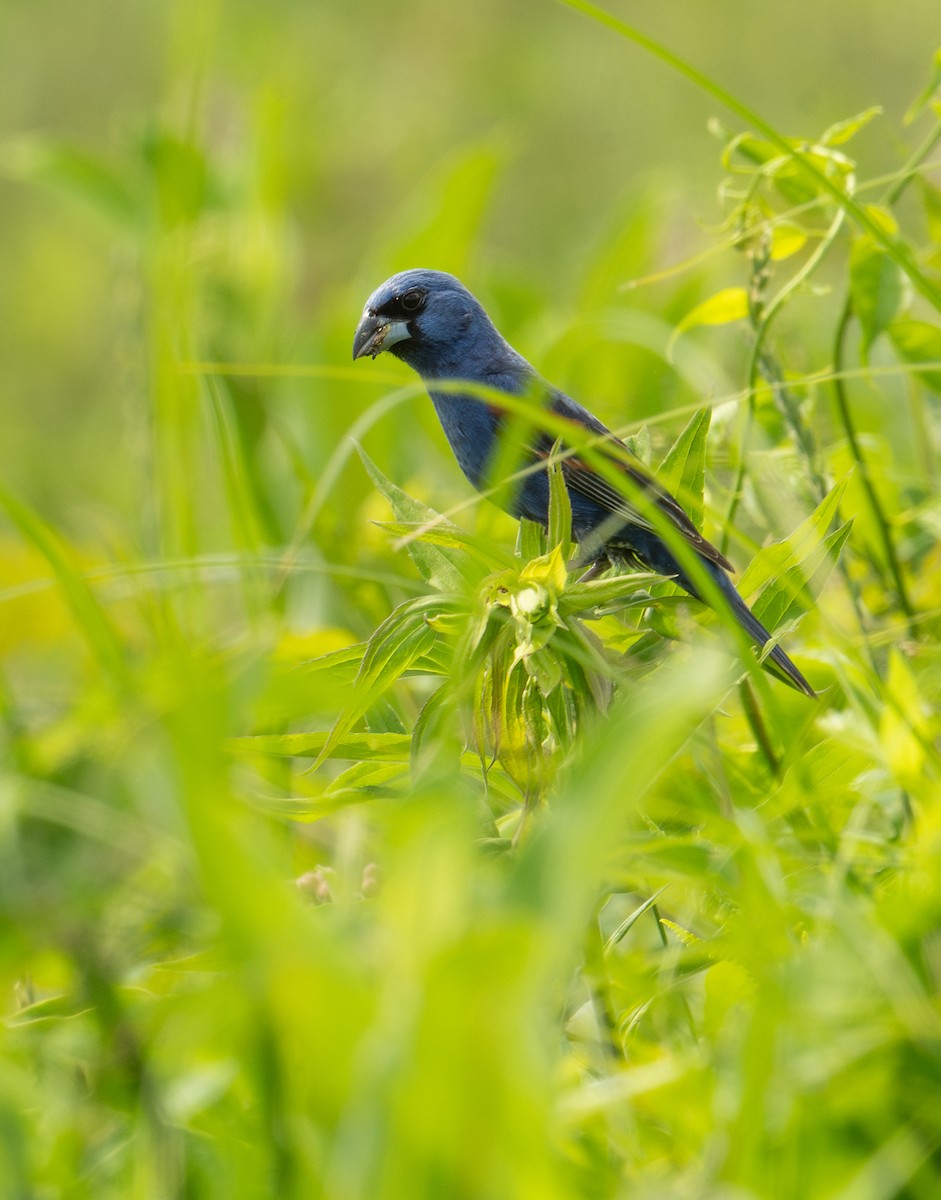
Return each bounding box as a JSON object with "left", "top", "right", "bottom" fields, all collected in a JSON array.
[{"left": 2, "top": 2, "right": 941, "bottom": 1196}]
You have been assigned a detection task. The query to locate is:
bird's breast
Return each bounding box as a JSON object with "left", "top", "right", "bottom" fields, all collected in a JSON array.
[{"left": 428, "top": 391, "right": 505, "bottom": 489}]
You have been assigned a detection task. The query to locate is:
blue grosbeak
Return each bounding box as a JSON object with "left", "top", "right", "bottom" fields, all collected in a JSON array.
[{"left": 353, "top": 269, "right": 814, "bottom": 697}]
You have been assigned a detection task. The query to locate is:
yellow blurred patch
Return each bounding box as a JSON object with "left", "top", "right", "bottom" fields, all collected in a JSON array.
[{"left": 0, "top": 538, "right": 75, "bottom": 654}]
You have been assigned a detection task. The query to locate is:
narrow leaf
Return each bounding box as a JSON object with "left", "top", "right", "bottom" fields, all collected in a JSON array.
[
  {"left": 657, "top": 408, "right": 711, "bottom": 527},
  {"left": 0, "top": 482, "right": 128, "bottom": 688},
  {"left": 560, "top": 571, "right": 660, "bottom": 617},
  {"left": 232, "top": 731, "right": 411, "bottom": 760},
  {"left": 751, "top": 519, "right": 853, "bottom": 629},
  {"left": 314, "top": 597, "right": 443, "bottom": 765},
  {"left": 903, "top": 48, "right": 941, "bottom": 125},
  {"left": 739, "top": 479, "right": 847, "bottom": 597},
  {"left": 547, "top": 454, "right": 573, "bottom": 560},
  {"left": 382, "top": 521, "right": 515, "bottom": 569},
  {"left": 821, "top": 106, "right": 882, "bottom": 146},
  {"left": 357, "top": 443, "right": 474, "bottom": 589}
]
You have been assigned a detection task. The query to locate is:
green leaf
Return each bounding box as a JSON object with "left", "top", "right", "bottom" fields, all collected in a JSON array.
[
  {"left": 560, "top": 571, "right": 660, "bottom": 617},
  {"left": 736, "top": 480, "right": 852, "bottom": 630},
  {"left": 139, "top": 127, "right": 209, "bottom": 227},
  {"left": 751, "top": 519, "right": 852, "bottom": 630},
  {"left": 821, "top": 107, "right": 882, "bottom": 146},
  {"left": 547, "top": 454, "right": 573, "bottom": 559},
  {"left": 323, "top": 759, "right": 409, "bottom": 801},
  {"left": 246, "top": 767, "right": 406, "bottom": 821},
  {"left": 739, "top": 479, "right": 847, "bottom": 597},
  {"left": 850, "top": 236, "right": 904, "bottom": 359},
  {"left": 920, "top": 180, "right": 941, "bottom": 268},
  {"left": 380, "top": 522, "right": 515, "bottom": 571},
  {"left": 519, "top": 517, "right": 546, "bottom": 561},
  {"left": 295, "top": 643, "right": 367, "bottom": 682},
  {"left": 881, "top": 651, "right": 934, "bottom": 789},
  {"left": 411, "top": 682, "right": 454, "bottom": 768},
  {"left": 770, "top": 222, "right": 808, "bottom": 261},
  {"left": 676, "top": 287, "right": 749, "bottom": 334},
  {"left": 622, "top": 425, "right": 652, "bottom": 465},
  {"left": 522, "top": 645, "right": 563, "bottom": 694},
  {"left": 232, "top": 731, "right": 411, "bottom": 761},
  {"left": 0, "top": 482, "right": 128, "bottom": 689},
  {"left": 888, "top": 319, "right": 941, "bottom": 393},
  {"left": 657, "top": 408, "right": 711, "bottom": 528},
  {"left": 903, "top": 47, "right": 941, "bottom": 125},
  {"left": 314, "top": 596, "right": 445, "bottom": 766},
  {"left": 357, "top": 443, "right": 475, "bottom": 590}
]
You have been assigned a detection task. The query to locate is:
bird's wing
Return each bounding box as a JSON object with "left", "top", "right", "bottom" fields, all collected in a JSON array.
[{"left": 543, "top": 396, "right": 734, "bottom": 573}]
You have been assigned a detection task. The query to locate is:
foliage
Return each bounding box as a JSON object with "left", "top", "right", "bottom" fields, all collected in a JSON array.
[{"left": 2, "top": 3, "right": 941, "bottom": 1198}]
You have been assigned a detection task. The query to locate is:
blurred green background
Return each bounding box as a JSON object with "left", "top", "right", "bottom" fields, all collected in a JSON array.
[
  {"left": 2, "top": 0, "right": 938, "bottom": 522},
  {"left": 3, "top": 1, "right": 941, "bottom": 1197}
]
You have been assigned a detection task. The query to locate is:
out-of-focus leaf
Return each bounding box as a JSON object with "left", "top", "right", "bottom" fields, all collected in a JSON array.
[
  {"left": 323, "top": 759, "right": 409, "bottom": 800},
  {"left": 139, "top": 127, "right": 209, "bottom": 227},
  {"left": 0, "top": 137, "right": 141, "bottom": 227},
  {"left": 850, "top": 236, "right": 904, "bottom": 359},
  {"left": 4, "top": 993, "right": 90, "bottom": 1027},
  {"left": 880, "top": 651, "right": 935, "bottom": 791},
  {"left": 861, "top": 204, "right": 899, "bottom": 238},
  {"left": 389, "top": 142, "right": 503, "bottom": 276},
  {"left": 245, "top": 773, "right": 401, "bottom": 820},
  {"left": 821, "top": 107, "right": 882, "bottom": 146},
  {"left": 357, "top": 444, "right": 475, "bottom": 590},
  {"left": 232, "top": 730, "right": 411, "bottom": 760},
  {"left": 922, "top": 182, "right": 941, "bottom": 271},
  {"left": 903, "top": 48, "right": 941, "bottom": 124},
  {"left": 770, "top": 222, "right": 808, "bottom": 261},
  {"left": 720, "top": 133, "right": 817, "bottom": 206},
  {"left": 889, "top": 319, "right": 941, "bottom": 393},
  {"left": 0, "top": 483, "right": 128, "bottom": 689},
  {"left": 675, "top": 288, "right": 749, "bottom": 337}
]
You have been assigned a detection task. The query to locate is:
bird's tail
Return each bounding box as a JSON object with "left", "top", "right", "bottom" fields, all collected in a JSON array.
[{"left": 706, "top": 563, "right": 816, "bottom": 698}]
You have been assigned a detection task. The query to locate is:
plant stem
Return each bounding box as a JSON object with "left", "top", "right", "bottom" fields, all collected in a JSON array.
[
  {"left": 723, "top": 210, "right": 845, "bottom": 553},
  {"left": 739, "top": 678, "right": 780, "bottom": 778},
  {"left": 824, "top": 124, "right": 941, "bottom": 629},
  {"left": 830, "top": 305, "right": 915, "bottom": 621}
]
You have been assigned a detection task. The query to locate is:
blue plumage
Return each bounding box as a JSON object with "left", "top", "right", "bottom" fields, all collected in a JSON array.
[{"left": 353, "top": 269, "right": 814, "bottom": 697}]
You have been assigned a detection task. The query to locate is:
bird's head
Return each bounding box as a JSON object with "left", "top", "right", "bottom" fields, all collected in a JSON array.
[{"left": 352, "top": 268, "right": 510, "bottom": 379}]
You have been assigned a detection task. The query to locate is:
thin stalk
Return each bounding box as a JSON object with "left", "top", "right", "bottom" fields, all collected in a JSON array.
[
  {"left": 739, "top": 678, "right": 781, "bottom": 778},
  {"left": 831, "top": 305, "right": 915, "bottom": 621},
  {"left": 825, "top": 123, "right": 941, "bottom": 628},
  {"left": 883, "top": 122, "right": 941, "bottom": 206},
  {"left": 722, "top": 210, "right": 845, "bottom": 553}
]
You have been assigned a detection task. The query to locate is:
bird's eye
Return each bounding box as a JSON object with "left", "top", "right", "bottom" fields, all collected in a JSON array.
[{"left": 400, "top": 289, "right": 425, "bottom": 313}]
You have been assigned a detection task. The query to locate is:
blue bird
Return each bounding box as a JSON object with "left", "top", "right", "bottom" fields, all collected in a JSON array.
[{"left": 353, "top": 268, "right": 815, "bottom": 697}]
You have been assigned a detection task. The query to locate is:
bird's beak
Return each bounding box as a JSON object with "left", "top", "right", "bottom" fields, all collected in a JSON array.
[{"left": 352, "top": 311, "right": 411, "bottom": 360}]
